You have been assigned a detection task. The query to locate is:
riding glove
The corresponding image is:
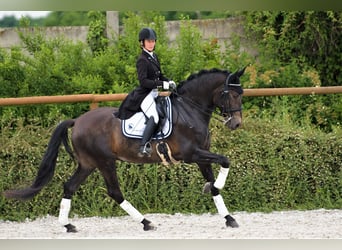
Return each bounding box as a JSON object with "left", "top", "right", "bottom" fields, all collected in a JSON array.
[{"left": 169, "top": 81, "right": 177, "bottom": 90}]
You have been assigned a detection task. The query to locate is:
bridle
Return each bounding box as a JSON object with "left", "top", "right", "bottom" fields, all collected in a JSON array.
[
  {"left": 218, "top": 73, "right": 243, "bottom": 125},
  {"left": 173, "top": 73, "right": 243, "bottom": 125}
]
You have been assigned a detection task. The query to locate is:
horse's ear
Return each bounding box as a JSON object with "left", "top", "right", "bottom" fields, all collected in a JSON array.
[{"left": 237, "top": 66, "right": 247, "bottom": 77}]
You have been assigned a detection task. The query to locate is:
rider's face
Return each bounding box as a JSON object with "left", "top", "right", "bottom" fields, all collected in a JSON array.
[{"left": 144, "top": 39, "right": 156, "bottom": 52}]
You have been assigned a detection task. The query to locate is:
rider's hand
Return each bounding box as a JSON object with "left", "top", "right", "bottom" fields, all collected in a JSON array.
[{"left": 168, "top": 81, "right": 176, "bottom": 90}]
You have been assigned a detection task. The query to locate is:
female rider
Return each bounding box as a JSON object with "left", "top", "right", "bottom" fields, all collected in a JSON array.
[{"left": 116, "top": 27, "right": 176, "bottom": 157}]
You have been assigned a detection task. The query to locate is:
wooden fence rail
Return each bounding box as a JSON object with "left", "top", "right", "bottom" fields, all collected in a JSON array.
[{"left": 0, "top": 86, "right": 341, "bottom": 110}]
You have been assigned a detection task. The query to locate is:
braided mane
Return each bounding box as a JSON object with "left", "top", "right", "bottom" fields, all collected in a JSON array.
[{"left": 176, "top": 68, "right": 230, "bottom": 93}]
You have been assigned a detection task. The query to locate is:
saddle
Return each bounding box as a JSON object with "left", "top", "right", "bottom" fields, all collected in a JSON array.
[{"left": 121, "top": 96, "right": 172, "bottom": 140}]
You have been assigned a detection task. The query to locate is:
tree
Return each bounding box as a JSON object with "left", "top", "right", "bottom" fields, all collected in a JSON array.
[
  {"left": 245, "top": 11, "right": 342, "bottom": 86},
  {"left": 43, "top": 11, "right": 90, "bottom": 26},
  {"left": 0, "top": 15, "right": 18, "bottom": 27}
]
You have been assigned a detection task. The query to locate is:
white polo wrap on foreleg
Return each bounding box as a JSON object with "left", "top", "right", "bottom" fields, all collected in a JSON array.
[
  {"left": 213, "top": 194, "right": 229, "bottom": 217},
  {"left": 120, "top": 200, "right": 144, "bottom": 222},
  {"left": 58, "top": 198, "right": 71, "bottom": 225},
  {"left": 214, "top": 167, "right": 229, "bottom": 189}
]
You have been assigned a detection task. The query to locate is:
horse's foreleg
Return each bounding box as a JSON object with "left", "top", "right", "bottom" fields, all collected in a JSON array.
[
  {"left": 213, "top": 193, "right": 239, "bottom": 228},
  {"left": 194, "top": 149, "right": 230, "bottom": 189},
  {"left": 197, "top": 160, "right": 239, "bottom": 228},
  {"left": 214, "top": 167, "right": 229, "bottom": 189},
  {"left": 203, "top": 183, "right": 239, "bottom": 228}
]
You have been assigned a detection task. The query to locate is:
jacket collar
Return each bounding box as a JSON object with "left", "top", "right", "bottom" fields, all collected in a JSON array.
[
  {"left": 143, "top": 48, "right": 154, "bottom": 58},
  {"left": 142, "top": 50, "right": 160, "bottom": 67}
]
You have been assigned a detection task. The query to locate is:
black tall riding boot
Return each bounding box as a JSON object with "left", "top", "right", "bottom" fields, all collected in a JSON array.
[{"left": 138, "top": 117, "right": 157, "bottom": 157}]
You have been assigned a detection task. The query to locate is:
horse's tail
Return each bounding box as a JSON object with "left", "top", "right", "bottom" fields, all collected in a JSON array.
[{"left": 3, "top": 119, "right": 75, "bottom": 201}]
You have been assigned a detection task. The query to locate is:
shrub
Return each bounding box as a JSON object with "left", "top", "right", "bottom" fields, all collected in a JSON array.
[{"left": 0, "top": 116, "right": 340, "bottom": 221}]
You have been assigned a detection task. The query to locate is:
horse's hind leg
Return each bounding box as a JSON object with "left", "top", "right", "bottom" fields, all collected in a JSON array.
[
  {"left": 98, "top": 160, "right": 156, "bottom": 231},
  {"left": 58, "top": 164, "right": 94, "bottom": 232},
  {"left": 198, "top": 163, "right": 239, "bottom": 228}
]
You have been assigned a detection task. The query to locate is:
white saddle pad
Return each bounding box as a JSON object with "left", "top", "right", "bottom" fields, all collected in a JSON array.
[{"left": 121, "top": 97, "right": 172, "bottom": 139}]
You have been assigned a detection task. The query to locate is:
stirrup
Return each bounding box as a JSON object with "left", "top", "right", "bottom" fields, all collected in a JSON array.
[{"left": 138, "top": 142, "right": 152, "bottom": 157}]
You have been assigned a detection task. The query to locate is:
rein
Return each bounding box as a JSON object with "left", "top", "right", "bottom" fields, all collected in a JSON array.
[
  {"left": 172, "top": 73, "right": 243, "bottom": 125},
  {"left": 173, "top": 91, "right": 216, "bottom": 117}
]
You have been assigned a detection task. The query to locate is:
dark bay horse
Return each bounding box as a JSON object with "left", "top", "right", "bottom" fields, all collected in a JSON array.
[{"left": 3, "top": 68, "right": 245, "bottom": 232}]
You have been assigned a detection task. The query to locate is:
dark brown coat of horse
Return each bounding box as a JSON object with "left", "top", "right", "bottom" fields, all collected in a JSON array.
[{"left": 3, "top": 68, "right": 246, "bottom": 232}]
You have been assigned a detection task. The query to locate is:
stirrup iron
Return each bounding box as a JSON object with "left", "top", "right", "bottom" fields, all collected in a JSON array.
[{"left": 138, "top": 142, "right": 152, "bottom": 157}]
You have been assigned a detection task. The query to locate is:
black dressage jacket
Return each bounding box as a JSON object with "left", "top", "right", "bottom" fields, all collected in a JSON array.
[{"left": 116, "top": 50, "right": 169, "bottom": 120}]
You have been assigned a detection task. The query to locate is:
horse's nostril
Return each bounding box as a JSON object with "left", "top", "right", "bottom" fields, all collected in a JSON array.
[{"left": 229, "top": 121, "right": 241, "bottom": 130}]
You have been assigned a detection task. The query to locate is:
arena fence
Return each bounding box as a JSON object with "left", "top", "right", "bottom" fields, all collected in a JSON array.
[{"left": 0, "top": 86, "right": 341, "bottom": 110}]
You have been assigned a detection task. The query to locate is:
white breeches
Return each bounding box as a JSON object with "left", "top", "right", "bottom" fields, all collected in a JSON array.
[{"left": 140, "top": 89, "right": 159, "bottom": 124}]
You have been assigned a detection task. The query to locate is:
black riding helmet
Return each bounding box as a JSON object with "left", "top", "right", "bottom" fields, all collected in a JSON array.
[{"left": 138, "top": 28, "right": 157, "bottom": 42}]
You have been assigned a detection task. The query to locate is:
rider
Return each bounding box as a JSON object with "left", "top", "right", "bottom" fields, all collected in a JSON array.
[{"left": 116, "top": 27, "right": 176, "bottom": 157}]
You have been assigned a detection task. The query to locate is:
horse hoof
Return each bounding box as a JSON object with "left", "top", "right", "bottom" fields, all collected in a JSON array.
[
  {"left": 144, "top": 223, "right": 157, "bottom": 231},
  {"left": 226, "top": 220, "right": 239, "bottom": 228},
  {"left": 142, "top": 219, "right": 157, "bottom": 231},
  {"left": 202, "top": 182, "right": 212, "bottom": 194},
  {"left": 225, "top": 215, "right": 239, "bottom": 228},
  {"left": 65, "top": 223, "right": 78, "bottom": 233}
]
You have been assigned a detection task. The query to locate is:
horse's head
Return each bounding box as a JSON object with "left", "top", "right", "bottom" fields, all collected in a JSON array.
[{"left": 215, "top": 67, "right": 245, "bottom": 130}]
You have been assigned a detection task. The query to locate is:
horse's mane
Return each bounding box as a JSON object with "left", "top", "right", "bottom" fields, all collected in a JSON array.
[{"left": 177, "top": 68, "right": 230, "bottom": 91}]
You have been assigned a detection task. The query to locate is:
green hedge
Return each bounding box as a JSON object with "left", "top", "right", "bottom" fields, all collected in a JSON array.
[{"left": 1, "top": 116, "right": 341, "bottom": 221}]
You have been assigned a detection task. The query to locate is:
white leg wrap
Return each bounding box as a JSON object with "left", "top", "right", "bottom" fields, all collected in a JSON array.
[
  {"left": 58, "top": 198, "right": 71, "bottom": 226},
  {"left": 120, "top": 200, "right": 144, "bottom": 222},
  {"left": 214, "top": 167, "right": 229, "bottom": 189},
  {"left": 213, "top": 194, "right": 229, "bottom": 218}
]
